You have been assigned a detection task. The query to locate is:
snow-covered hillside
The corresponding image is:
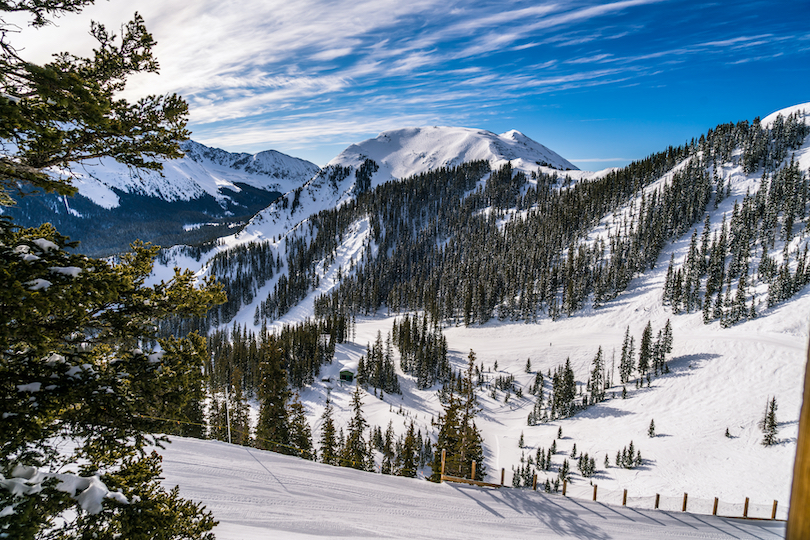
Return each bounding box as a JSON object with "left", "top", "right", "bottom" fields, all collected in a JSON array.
[
  {"left": 157, "top": 436, "right": 785, "bottom": 539},
  {"left": 153, "top": 104, "right": 810, "bottom": 532},
  {"left": 163, "top": 125, "right": 594, "bottom": 283}
]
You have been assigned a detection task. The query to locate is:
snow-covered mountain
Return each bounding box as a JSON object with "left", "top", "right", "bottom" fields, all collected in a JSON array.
[
  {"left": 61, "top": 139, "right": 319, "bottom": 209},
  {"left": 328, "top": 126, "right": 577, "bottom": 184},
  {"left": 4, "top": 141, "right": 319, "bottom": 255},
  {"left": 151, "top": 105, "right": 810, "bottom": 536},
  {"left": 201, "top": 126, "right": 590, "bottom": 256}
]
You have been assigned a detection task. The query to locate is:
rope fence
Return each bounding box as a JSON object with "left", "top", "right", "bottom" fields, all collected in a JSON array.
[
  {"left": 562, "top": 482, "right": 785, "bottom": 520},
  {"left": 437, "top": 450, "right": 788, "bottom": 521}
]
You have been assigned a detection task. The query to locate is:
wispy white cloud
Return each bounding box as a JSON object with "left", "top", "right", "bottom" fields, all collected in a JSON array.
[{"left": 9, "top": 0, "right": 808, "bottom": 158}]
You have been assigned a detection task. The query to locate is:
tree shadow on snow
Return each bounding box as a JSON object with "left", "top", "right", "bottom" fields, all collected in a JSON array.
[
  {"left": 575, "top": 405, "right": 633, "bottom": 420},
  {"left": 449, "top": 484, "right": 613, "bottom": 540},
  {"left": 661, "top": 353, "right": 722, "bottom": 378}
]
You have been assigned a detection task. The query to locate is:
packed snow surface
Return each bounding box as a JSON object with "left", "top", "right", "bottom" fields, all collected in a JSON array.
[{"left": 158, "top": 436, "right": 785, "bottom": 539}]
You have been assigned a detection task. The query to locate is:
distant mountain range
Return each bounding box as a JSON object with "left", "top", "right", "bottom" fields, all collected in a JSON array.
[
  {"left": 3, "top": 140, "right": 319, "bottom": 256},
  {"left": 4, "top": 127, "right": 579, "bottom": 255}
]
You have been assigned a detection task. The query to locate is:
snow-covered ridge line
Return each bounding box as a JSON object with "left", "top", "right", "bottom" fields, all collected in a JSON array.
[
  {"left": 55, "top": 140, "right": 319, "bottom": 210},
  {"left": 327, "top": 126, "right": 577, "bottom": 188}
]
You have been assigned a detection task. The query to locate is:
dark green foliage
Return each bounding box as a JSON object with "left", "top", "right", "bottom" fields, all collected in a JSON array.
[
  {"left": 313, "top": 146, "right": 696, "bottom": 325},
  {"left": 431, "top": 350, "right": 485, "bottom": 481},
  {"left": 619, "top": 327, "right": 634, "bottom": 384},
  {"left": 588, "top": 346, "right": 606, "bottom": 403},
  {"left": 288, "top": 393, "right": 315, "bottom": 460},
  {"left": 61, "top": 452, "right": 217, "bottom": 540},
  {"left": 0, "top": 224, "right": 223, "bottom": 539},
  {"left": 318, "top": 397, "right": 339, "bottom": 465},
  {"left": 557, "top": 458, "right": 571, "bottom": 483},
  {"left": 549, "top": 359, "right": 576, "bottom": 419},
  {"left": 637, "top": 322, "right": 653, "bottom": 376},
  {"left": 761, "top": 396, "right": 778, "bottom": 446},
  {"left": 341, "top": 385, "right": 372, "bottom": 471},
  {"left": 255, "top": 339, "right": 291, "bottom": 451},
  {"left": 396, "top": 421, "right": 419, "bottom": 477},
  {"left": 202, "top": 317, "right": 342, "bottom": 396},
  {"left": 616, "top": 441, "right": 641, "bottom": 469},
  {"left": 392, "top": 313, "right": 450, "bottom": 389},
  {"left": 662, "top": 117, "right": 810, "bottom": 323},
  {"left": 0, "top": 8, "right": 189, "bottom": 206},
  {"left": 577, "top": 453, "right": 596, "bottom": 478},
  {"left": 356, "top": 331, "right": 401, "bottom": 395},
  {"left": 0, "top": 3, "right": 224, "bottom": 535},
  {"left": 355, "top": 158, "right": 379, "bottom": 194}
]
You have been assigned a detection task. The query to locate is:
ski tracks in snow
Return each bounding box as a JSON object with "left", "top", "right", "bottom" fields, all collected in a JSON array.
[{"left": 158, "top": 437, "right": 785, "bottom": 540}]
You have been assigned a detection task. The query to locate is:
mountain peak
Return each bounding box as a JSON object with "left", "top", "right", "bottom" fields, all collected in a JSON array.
[{"left": 327, "top": 126, "right": 576, "bottom": 189}]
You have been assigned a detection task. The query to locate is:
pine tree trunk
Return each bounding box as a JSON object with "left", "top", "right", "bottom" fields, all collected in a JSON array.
[{"left": 787, "top": 338, "right": 810, "bottom": 538}]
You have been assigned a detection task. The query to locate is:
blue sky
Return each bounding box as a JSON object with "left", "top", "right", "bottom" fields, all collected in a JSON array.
[{"left": 14, "top": 0, "right": 810, "bottom": 169}]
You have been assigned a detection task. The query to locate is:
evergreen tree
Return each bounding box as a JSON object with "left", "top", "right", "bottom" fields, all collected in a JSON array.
[
  {"left": 342, "top": 384, "right": 371, "bottom": 471},
  {"left": 0, "top": 5, "right": 189, "bottom": 207},
  {"left": 590, "top": 346, "right": 605, "bottom": 402},
  {"left": 0, "top": 1, "right": 223, "bottom": 535},
  {"left": 397, "top": 421, "right": 419, "bottom": 477},
  {"left": 255, "top": 340, "right": 291, "bottom": 453},
  {"left": 619, "top": 327, "right": 634, "bottom": 383},
  {"left": 762, "top": 397, "right": 778, "bottom": 446},
  {"left": 0, "top": 231, "right": 223, "bottom": 539},
  {"left": 227, "top": 369, "right": 252, "bottom": 446},
  {"left": 431, "top": 350, "right": 485, "bottom": 481},
  {"left": 288, "top": 393, "right": 314, "bottom": 460},
  {"left": 637, "top": 322, "right": 653, "bottom": 376},
  {"left": 648, "top": 419, "right": 656, "bottom": 438},
  {"left": 319, "top": 397, "right": 339, "bottom": 465}
]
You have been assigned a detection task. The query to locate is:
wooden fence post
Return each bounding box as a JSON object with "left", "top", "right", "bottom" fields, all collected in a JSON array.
[
  {"left": 654, "top": 494, "right": 660, "bottom": 509},
  {"left": 682, "top": 492, "right": 688, "bottom": 512},
  {"left": 532, "top": 474, "right": 537, "bottom": 491},
  {"left": 622, "top": 489, "right": 627, "bottom": 506},
  {"left": 712, "top": 497, "right": 719, "bottom": 516},
  {"left": 440, "top": 449, "right": 446, "bottom": 482},
  {"left": 787, "top": 335, "right": 810, "bottom": 538},
  {"left": 743, "top": 497, "right": 749, "bottom": 518},
  {"left": 772, "top": 500, "right": 778, "bottom": 520},
  {"left": 500, "top": 468, "right": 505, "bottom": 486},
  {"left": 593, "top": 484, "right": 598, "bottom": 501},
  {"left": 563, "top": 479, "right": 567, "bottom": 496},
  {"left": 471, "top": 461, "right": 476, "bottom": 481}
]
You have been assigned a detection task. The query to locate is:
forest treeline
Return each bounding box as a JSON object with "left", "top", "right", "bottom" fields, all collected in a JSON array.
[{"left": 163, "top": 111, "right": 807, "bottom": 338}]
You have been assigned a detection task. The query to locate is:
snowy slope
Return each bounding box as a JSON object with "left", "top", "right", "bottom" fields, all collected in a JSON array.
[
  {"left": 157, "top": 436, "right": 785, "bottom": 539},
  {"left": 288, "top": 104, "right": 810, "bottom": 512},
  {"left": 152, "top": 104, "right": 810, "bottom": 532}
]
